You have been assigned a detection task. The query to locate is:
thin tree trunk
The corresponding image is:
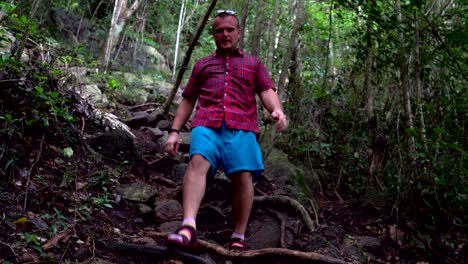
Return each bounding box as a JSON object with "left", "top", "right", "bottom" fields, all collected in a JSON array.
[
  {"left": 321, "top": 0, "right": 333, "bottom": 90},
  {"left": 173, "top": 0, "right": 187, "bottom": 80},
  {"left": 364, "top": 0, "right": 386, "bottom": 190},
  {"left": 414, "top": 11, "right": 428, "bottom": 153},
  {"left": 132, "top": 1, "right": 147, "bottom": 66},
  {"left": 266, "top": 0, "right": 280, "bottom": 73},
  {"left": 288, "top": 36, "right": 304, "bottom": 126},
  {"left": 250, "top": 0, "right": 266, "bottom": 57},
  {"left": 15, "top": 0, "right": 42, "bottom": 62},
  {"left": 99, "top": 0, "right": 143, "bottom": 73},
  {"left": 277, "top": 0, "right": 304, "bottom": 100},
  {"left": 239, "top": 0, "right": 249, "bottom": 50},
  {"left": 396, "top": 0, "right": 416, "bottom": 155},
  {"left": 162, "top": 0, "right": 219, "bottom": 114},
  {"left": 364, "top": 1, "right": 375, "bottom": 138}
]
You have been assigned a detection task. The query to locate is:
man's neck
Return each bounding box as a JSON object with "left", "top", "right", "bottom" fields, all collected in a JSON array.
[{"left": 217, "top": 48, "right": 238, "bottom": 55}]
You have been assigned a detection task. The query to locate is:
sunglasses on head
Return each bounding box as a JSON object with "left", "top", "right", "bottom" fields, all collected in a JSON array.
[{"left": 216, "top": 10, "right": 236, "bottom": 15}]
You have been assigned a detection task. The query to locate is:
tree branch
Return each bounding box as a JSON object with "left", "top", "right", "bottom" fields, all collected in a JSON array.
[{"left": 144, "top": 231, "right": 349, "bottom": 264}]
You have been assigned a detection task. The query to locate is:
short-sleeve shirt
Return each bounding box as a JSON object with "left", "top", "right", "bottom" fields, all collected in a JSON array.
[{"left": 182, "top": 49, "right": 275, "bottom": 133}]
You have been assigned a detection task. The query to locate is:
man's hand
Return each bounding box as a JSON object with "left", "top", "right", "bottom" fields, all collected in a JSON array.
[
  {"left": 271, "top": 110, "right": 287, "bottom": 132},
  {"left": 165, "top": 132, "right": 180, "bottom": 157}
]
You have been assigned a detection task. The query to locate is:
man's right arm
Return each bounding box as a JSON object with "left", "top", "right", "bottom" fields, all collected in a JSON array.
[
  {"left": 171, "top": 97, "right": 197, "bottom": 131},
  {"left": 165, "top": 97, "right": 197, "bottom": 157}
]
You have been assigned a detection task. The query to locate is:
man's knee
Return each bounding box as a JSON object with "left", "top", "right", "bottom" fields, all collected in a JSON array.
[
  {"left": 186, "top": 154, "right": 211, "bottom": 176},
  {"left": 231, "top": 171, "right": 253, "bottom": 185}
]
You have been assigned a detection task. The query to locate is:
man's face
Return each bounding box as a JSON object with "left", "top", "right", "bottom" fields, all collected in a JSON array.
[{"left": 213, "top": 16, "right": 240, "bottom": 51}]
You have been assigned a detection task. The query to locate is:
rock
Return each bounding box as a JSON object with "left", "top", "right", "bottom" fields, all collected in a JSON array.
[
  {"left": 79, "top": 84, "right": 108, "bottom": 107},
  {"left": 264, "top": 148, "right": 302, "bottom": 196},
  {"left": 134, "top": 203, "right": 152, "bottom": 215},
  {"left": 88, "top": 130, "right": 139, "bottom": 162},
  {"left": 154, "top": 81, "right": 183, "bottom": 104},
  {"left": 248, "top": 216, "right": 281, "bottom": 249},
  {"left": 28, "top": 216, "right": 49, "bottom": 231},
  {"left": 356, "top": 235, "right": 386, "bottom": 257},
  {"left": 157, "top": 120, "right": 172, "bottom": 130},
  {"left": 68, "top": 66, "right": 88, "bottom": 79},
  {"left": 159, "top": 220, "right": 182, "bottom": 233},
  {"left": 114, "top": 183, "right": 157, "bottom": 203},
  {"left": 126, "top": 111, "right": 154, "bottom": 128},
  {"left": 341, "top": 237, "right": 366, "bottom": 263},
  {"left": 79, "top": 257, "right": 114, "bottom": 264},
  {"left": 170, "top": 164, "right": 187, "bottom": 184},
  {"left": 322, "top": 225, "right": 346, "bottom": 243},
  {"left": 293, "top": 233, "right": 328, "bottom": 252},
  {"left": 143, "top": 127, "right": 164, "bottom": 140},
  {"left": 154, "top": 199, "right": 183, "bottom": 223},
  {"left": 149, "top": 155, "right": 180, "bottom": 174}
]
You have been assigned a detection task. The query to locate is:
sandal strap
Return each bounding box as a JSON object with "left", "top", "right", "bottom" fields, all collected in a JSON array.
[
  {"left": 166, "top": 225, "right": 198, "bottom": 252},
  {"left": 175, "top": 225, "right": 197, "bottom": 244},
  {"left": 229, "top": 237, "right": 250, "bottom": 251}
]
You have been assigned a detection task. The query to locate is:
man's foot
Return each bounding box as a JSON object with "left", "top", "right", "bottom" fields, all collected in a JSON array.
[
  {"left": 166, "top": 225, "right": 198, "bottom": 252},
  {"left": 228, "top": 237, "right": 250, "bottom": 252}
]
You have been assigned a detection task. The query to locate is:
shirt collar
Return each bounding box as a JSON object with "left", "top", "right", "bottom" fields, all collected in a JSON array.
[{"left": 214, "top": 48, "right": 243, "bottom": 57}]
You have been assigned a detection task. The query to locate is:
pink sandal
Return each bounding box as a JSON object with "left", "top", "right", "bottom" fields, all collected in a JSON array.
[
  {"left": 228, "top": 237, "right": 250, "bottom": 252},
  {"left": 166, "top": 225, "right": 199, "bottom": 252}
]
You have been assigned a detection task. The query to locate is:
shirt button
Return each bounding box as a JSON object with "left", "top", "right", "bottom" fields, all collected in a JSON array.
[
  {"left": 226, "top": 72, "right": 229, "bottom": 74},
  {"left": 225, "top": 83, "right": 228, "bottom": 85}
]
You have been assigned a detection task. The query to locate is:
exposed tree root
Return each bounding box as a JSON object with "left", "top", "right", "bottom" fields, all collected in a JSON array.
[
  {"left": 98, "top": 240, "right": 208, "bottom": 264},
  {"left": 144, "top": 231, "right": 349, "bottom": 264},
  {"left": 253, "top": 195, "right": 316, "bottom": 232}
]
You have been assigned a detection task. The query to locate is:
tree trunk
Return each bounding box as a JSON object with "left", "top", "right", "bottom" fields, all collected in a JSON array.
[
  {"left": 287, "top": 36, "right": 304, "bottom": 127},
  {"left": 249, "top": 0, "right": 266, "bottom": 57},
  {"left": 99, "top": 0, "right": 143, "bottom": 73},
  {"left": 15, "top": 0, "right": 42, "bottom": 62},
  {"left": 172, "top": 0, "right": 187, "bottom": 80},
  {"left": 414, "top": 10, "right": 428, "bottom": 153},
  {"left": 266, "top": 0, "right": 280, "bottom": 74},
  {"left": 396, "top": 0, "right": 416, "bottom": 155},
  {"left": 321, "top": 0, "right": 333, "bottom": 91},
  {"left": 239, "top": 0, "right": 250, "bottom": 50},
  {"left": 277, "top": 0, "right": 304, "bottom": 100},
  {"left": 162, "top": 0, "right": 219, "bottom": 114},
  {"left": 132, "top": 1, "right": 147, "bottom": 67}
]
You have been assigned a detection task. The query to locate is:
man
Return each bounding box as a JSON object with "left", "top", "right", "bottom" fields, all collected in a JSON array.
[{"left": 165, "top": 10, "right": 287, "bottom": 252}]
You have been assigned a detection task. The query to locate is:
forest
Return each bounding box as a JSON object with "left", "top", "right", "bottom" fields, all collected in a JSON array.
[{"left": 0, "top": 0, "right": 466, "bottom": 263}]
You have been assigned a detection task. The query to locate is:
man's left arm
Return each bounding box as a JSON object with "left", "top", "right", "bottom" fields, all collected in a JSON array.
[{"left": 260, "top": 89, "right": 288, "bottom": 132}]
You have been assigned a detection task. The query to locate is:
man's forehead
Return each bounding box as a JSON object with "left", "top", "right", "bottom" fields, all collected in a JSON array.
[{"left": 213, "top": 16, "right": 239, "bottom": 28}]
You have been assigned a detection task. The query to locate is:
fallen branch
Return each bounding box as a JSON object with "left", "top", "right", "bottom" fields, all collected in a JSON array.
[
  {"left": 254, "top": 195, "right": 315, "bottom": 232},
  {"left": 145, "top": 231, "right": 349, "bottom": 264}
]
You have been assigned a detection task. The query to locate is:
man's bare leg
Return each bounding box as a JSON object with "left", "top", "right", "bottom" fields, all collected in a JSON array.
[
  {"left": 231, "top": 171, "right": 254, "bottom": 236},
  {"left": 168, "top": 154, "right": 210, "bottom": 243},
  {"left": 182, "top": 154, "right": 211, "bottom": 221}
]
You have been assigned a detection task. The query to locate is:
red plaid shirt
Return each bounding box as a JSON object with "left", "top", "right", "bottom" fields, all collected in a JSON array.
[{"left": 182, "top": 49, "right": 275, "bottom": 133}]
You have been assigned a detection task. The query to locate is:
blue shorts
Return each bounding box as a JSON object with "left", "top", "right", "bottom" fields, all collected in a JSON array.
[{"left": 189, "top": 124, "right": 264, "bottom": 182}]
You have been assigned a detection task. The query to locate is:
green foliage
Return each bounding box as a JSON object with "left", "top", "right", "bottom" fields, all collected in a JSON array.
[
  {"left": 295, "top": 170, "right": 312, "bottom": 201},
  {"left": 30, "top": 85, "right": 77, "bottom": 127}
]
